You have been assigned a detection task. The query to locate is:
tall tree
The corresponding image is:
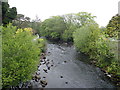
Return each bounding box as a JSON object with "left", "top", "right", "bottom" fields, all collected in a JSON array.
[
  {"left": 30, "top": 15, "right": 41, "bottom": 35},
  {"left": 2, "top": 2, "right": 17, "bottom": 25},
  {"left": 106, "top": 14, "right": 120, "bottom": 38},
  {"left": 61, "top": 12, "right": 96, "bottom": 41},
  {"left": 63, "top": 12, "right": 96, "bottom": 28},
  {"left": 40, "top": 16, "right": 67, "bottom": 40},
  {"left": 12, "top": 14, "right": 31, "bottom": 28}
]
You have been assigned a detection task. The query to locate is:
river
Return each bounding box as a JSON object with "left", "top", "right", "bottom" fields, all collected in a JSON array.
[{"left": 25, "top": 42, "right": 115, "bottom": 88}]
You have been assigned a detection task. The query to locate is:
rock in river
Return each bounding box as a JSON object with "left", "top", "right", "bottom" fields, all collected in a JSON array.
[
  {"left": 65, "top": 82, "right": 68, "bottom": 84},
  {"left": 40, "top": 80, "right": 48, "bottom": 87},
  {"left": 60, "top": 76, "right": 63, "bottom": 78},
  {"left": 43, "top": 69, "right": 48, "bottom": 73}
]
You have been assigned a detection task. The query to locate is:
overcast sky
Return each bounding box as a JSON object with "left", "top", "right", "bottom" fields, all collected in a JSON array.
[{"left": 9, "top": 0, "right": 119, "bottom": 27}]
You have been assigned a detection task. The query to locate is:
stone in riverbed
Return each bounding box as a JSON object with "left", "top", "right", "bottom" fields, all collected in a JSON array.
[
  {"left": 32, "top": 75, "right": 35, "bottom": 80},
  {"left": 43, "top": 69, "right": 48, "bottom": 73},
  {"left": 46, "top": 62, "right": 50, "bottom": 66},
  {"left": 48, "top": 51, "right": 50, "bottom": 53},
  {"left": 40, "top": 59, "right": 44, "bottom": 62},
  {"left": 65, "top": 82, "right": 68, "bottom": 84},
  {"left": 60, "top": 76, "right": 63, "bottom": 78},
  {"left": 28, "top": 83, "right": 32, "bottom": 88},
  {"left": 47, "top": 59, "right": 50, "bottom": 61},
  {"left": 43, "top": 76, "right": 46, "bottom": 78},
  {"left": 32, "top": 74, "right": 41, "bottom": 81},
  {"left": 40, "top": 80, "right": 48, "bottom": 87},
  {"left": 43, "top": 57, "right": 46, "bottom": 59},
  {"left": 47, "top": 67, "right": 50, "bottom": 70},
  {"left": 51, "top": 64, "right": 53, "bottom": 67},
  {"left": 64, "top": 61, "right": 67, "bottom": 63},
  {"left": 35, "top": 75, "right": 41, "bottom": 80},
  {"left": 36, "top": 71, "right": 40, "bottom": 75},
  {"left": 42, "top": 61, "right": 46, "bottom": 64}
]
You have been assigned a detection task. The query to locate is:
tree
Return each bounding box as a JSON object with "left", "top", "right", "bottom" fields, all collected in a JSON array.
[
  {"left": 61, "top": 12, "right": 96, "bottom": 41},
  {"left": 40, "top": 16, "right": 67, "bottom": 40},
  {"left": 39, "top": 12, "right": 96, "bottom": 41},
  {"left": 63, "top": 12, "right": 96, "bottom": 28},
  {"left": 106, "top": 14, "right": 120, "bottom": 38},
  {"left": 0, "top": 2, "right": 2, "bottom": 25},
  {"left": 2, "top": 2, "right": 17, "bottom": 25},
  {"left": 30, "top": 16, "right": 41, "bottom": 35},
  {"left": 12, "top": 14, "right": 31, "bottom": 28}
]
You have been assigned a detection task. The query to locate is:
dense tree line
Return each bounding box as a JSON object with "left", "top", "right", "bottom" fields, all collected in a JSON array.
[
  {"left": 39, "top": 12, "right": 95, "bottom": 42},
  {"left": 2, "top": 2, "right": 17, "bottom": 25}
]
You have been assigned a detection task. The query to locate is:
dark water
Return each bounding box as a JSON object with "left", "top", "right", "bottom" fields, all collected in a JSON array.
[{"left": 28, "top": 43, "right": 115, "bottom": 88}]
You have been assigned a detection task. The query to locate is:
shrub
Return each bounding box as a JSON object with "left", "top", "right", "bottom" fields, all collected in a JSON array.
[
  {"left": 37, "top": 38, "right": 46, "bottom": 52},
  {"left": 73, "top": 22, "right": 120, "bottom": 77},
  {"left": 95, "top": 36, "right": 114, "bottom": 67},
  {"left": 62, "top": 25, "right": 76, "bottom": 42},
  {"left": 73, "top": 23, "right": 100, "bottom": 56},
  {"left": 107, "top": 61, "right": 120, "bottom": 75},
  {"left": 2, "top": 24, "right": 41, "bottom": 88}
]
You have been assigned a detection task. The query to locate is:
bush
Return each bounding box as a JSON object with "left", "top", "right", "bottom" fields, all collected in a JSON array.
[
  {"left": 62, "top": 25, "right": 76, "bottom": 42},
  {"left": 2, "top": 24, "right": 42, "bottom": 88},
  {"left": 73, "top": 23, "right": 100, "bottom": 56},
  {"left": 73, "top": 22, "right": 120, "bottom": 78},
  {"left": 107, "top": 61, "right": 120, "bottom": 75},
  {"left": 95, "top": 36, "right": 114, "bottom": 67},
  {"left": 74, "top": 20, "right": 120, "bottom": 85},
  {"left": 37, "top": 38, "right": 46, "bottom": 52}
]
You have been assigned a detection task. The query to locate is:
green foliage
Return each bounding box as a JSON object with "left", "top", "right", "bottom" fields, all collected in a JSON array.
[
  {"left": 95, "top": 37, "right": 114, "bottom": 67},
  {"left": 62, "top": 28, "right": 74, "bottom": 42},
  {"left": 37, "top": 38, "right": 46, "bottom": 52},
  {"left": 12, "top": 14, "right": 31, "bottom": 29},
  {"left": 63, "top": 12, "right": 96, "bottom": 28},
  {"left": 107, "top": 61, "right": 120, "bottom": 75},
  {"left": 40, "top": 12, "right": 96, "bottom": 42},
  {"left": 2, "top": 2, "right": 17, "bottom": 25},
  {"left": 106, "top": 14, "right": 120, "bottom": 38},
  {"left": 40, "top": 16, "right": 67, "bottom": 40},
  {"left": 2, "top": 24, "right": 43, "bottom": 88},
  {"left": 73, "top": 23, "right": 100, "bottom": 55},
  {"left": 73, "top": 22, "right": 120, "bottom": 77},
  {"left": 50, "top": 32, "right": 60, "bottom": 39},
  {"left": 30, "top": 21, "right": 41, "bottom": 35},
  {"left": 61, "top": 12, "right": 96, "bottom": 42},
  {"left": 74, "top": 12, "right": 96, "bottom": 27}
]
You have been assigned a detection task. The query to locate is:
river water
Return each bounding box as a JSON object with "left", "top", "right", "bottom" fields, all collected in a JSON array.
[{"left": 28, "top": 43, "right": 115, "bottom": 88}]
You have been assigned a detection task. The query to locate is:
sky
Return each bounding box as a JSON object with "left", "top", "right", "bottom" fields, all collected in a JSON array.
[{"left": 9, "top": 0, "right": 120, "bottom": 27}]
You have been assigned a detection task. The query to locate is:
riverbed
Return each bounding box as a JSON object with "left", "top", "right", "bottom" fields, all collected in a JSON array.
[{"left": 27, "top": 43, "right": 115, "bottom": 88}]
